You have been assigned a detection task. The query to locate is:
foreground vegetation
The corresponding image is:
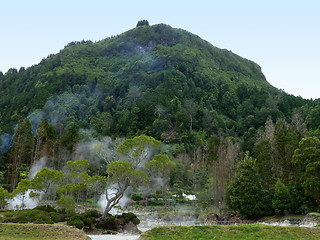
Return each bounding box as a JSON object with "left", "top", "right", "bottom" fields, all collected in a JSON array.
[
  {"left": 141, "top": 225, "right": 320, "bottom": 240},
  {"left": 0, "top": 223, "right": 89, "bottom": 240}
]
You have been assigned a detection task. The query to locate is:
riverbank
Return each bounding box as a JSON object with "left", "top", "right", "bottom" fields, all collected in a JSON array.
[{"left": 0, "top": 223, "right": 90, "bottom": 240}]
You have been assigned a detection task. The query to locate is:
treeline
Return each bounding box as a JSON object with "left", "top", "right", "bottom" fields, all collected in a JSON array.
[{"left": 1, "top": 113, "right": 320, "bottom": 218}]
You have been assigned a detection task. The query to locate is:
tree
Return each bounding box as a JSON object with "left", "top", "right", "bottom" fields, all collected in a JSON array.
[
  {"left": 292, "top": 137, "right": 320, "bottom": 208},
  {"left": 117, "top": 135, "right": 161, "bottom": 168},
  {"left": 12, "top": 179, "right": 31, "bottom": 209},
  {"left": 0, "top": 187, "right": 13, "bottom": 209},
  {"left": 7, "top": 118, "right": 34, "bottom": 191},
  {"left": 145, "top": 154, "right": 175, "bottom": 206},
  {"left": 272, "top": 179, "right": 290, "bottom": 215},
  {"left": 62, "top": 160, "right": 91, "bottom": 203},
  {"left": 183, "top": 99, "right": 198, "bottom": 131},
  {"left": 136, "top": 20, "right": 149, "bottom": 27},
  {"left": 226, "top": 153, "right": 263, "bottom": 219},
  {"left": 31, "top": 167, "right": 64, "bottom": 204},
  {"left": 103, "top": 160, "right": 148, "bottom": 217}
]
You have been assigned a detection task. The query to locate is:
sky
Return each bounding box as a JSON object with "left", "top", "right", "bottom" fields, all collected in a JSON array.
[{"left": 1, "top": 0, "right": 319, "bottom": 99}]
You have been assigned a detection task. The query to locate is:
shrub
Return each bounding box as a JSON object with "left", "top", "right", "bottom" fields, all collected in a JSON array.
[
  {"left": 96, "top": 216, "right": 118, "bottom": 231},
  {"left": 122, "top": 212, "right": 140, "bottom": 225},
  {"left": 34, "top": 205, "right": 56, "bottom": 212},
  {"left": 50, "top": 212, "right": 65, "bottom": 223},
  {"left": 6, "top": 209, "right": 43, "bottom": 223},
  {"left": 82, "top": 217, "right": 94, "bottom": 227},
  {"left": 82, "top": 209, "right": 102, "bottom": 218},
  {"left": 68, "top": 218, "right": 84, "bottom": 229},
  {"left": 33, "top": 212, "right": 54, "bottom": 224}
]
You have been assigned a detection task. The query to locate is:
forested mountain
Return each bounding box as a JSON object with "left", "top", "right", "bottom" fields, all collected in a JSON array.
[{"left": 1, "top": 21, "right": 320, "bottom": 218}]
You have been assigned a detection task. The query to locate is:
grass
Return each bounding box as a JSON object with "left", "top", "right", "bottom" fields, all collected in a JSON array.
[
  {"left": 0, "top": 223, "right": 89, "bottom": 240},
  {"left": 140, "top": 224, "right": 320, "bottom": 240}
]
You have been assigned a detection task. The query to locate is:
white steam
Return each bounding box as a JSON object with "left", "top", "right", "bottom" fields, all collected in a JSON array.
[
  {"left": 98, "top": 188, "right": 131, "bottom": 215},
  {"left": 29, "top": 157, "right": 47, "bottom": 179}
]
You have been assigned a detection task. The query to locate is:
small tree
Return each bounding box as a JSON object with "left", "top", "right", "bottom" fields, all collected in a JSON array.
[
  {"left": 136, "top": 20, "right": 149, "bottom": 27},
  {"left": 103, "top": 160, "right": 148, "bottom": 217},
  {"left": 272, "top": 179, "right": 290, "bottom": 215},
  {"left": 31, "top": 168, "right": 64, "bottom": 204},
  {"left": 12, "top": 179, "right": 31, "bottom": 209},
  {"left": 0, "top": 187, "right": 13, "bottom": 209},
  {"left": 145, "top": 154, "right": 175, "bottom": 206}
]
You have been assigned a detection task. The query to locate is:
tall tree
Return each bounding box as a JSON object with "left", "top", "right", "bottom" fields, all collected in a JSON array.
[
  {"left": 7, "top": 118, "right": 34, "bottom": 191},
  {"left": 226, "top": 153, "right": 263, "bottom": 219},
  {"left": 292, "top": 137, "right": 320, "bottom": 208}
]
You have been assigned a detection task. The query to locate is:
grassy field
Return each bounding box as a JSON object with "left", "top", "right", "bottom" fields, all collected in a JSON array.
[
  {"left": 0, "top": 223, "right": 89, "bottom": 240},
  {"left": 140, "top": 224, "right": 320, "bottom": 240}
]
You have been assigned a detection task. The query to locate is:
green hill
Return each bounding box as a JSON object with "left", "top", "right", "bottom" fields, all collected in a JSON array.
[{"left": 0, "top": 22, "right": 297, "bottom": 137}]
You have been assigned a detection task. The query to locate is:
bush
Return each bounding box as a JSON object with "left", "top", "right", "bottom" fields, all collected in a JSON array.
[
  {"left": 6, "top": 209, "right": 43, "bottom": 223},
  {"left": 68, "top": 218, "right": 84, "bottom": 229},
  {"left": 34, "top": 205, "right": 56, "bottom": 213},
  {"left": 82, "top": 209, "right": 102, "bottom": 218},
  {"left": 96, "top": 216, "right": 118, "bottom": 231},
  {"left": 50, "top": 212, "right": 65, "bottom": 223},
  {"left": 33, "top": 212, "right": 54, "bottom": 224},
  {"left": 82, "top": 217, "right": 94, "bottom": 227},
  {"left": 122, "top": 212, "right": 140, "bottom": 225}
]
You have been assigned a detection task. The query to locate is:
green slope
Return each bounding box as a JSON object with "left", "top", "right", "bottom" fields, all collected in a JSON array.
[{"left": 0, "top": 23, "right": 308, "bottom": 138}]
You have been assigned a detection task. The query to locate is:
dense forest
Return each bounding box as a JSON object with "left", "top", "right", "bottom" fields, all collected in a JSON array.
[{"left": 1, "top": 21, "right": 320, "bottom": 219}]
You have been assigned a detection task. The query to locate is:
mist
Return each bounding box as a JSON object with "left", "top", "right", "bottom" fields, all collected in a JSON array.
[{"left": 0, "top": 133, "right": 12, "bottom": 155}]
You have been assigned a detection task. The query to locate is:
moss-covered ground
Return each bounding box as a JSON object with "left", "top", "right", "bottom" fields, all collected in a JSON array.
[{"left": 0, "top": 223, "right": 89, "bottom": 240}]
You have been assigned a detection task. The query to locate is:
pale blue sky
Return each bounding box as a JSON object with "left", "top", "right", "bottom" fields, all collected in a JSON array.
[{"left": 1, "top": 0, "right": 319, "bottom": 99}]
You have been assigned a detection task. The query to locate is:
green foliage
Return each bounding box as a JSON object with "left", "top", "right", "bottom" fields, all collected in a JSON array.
[
  {"left": 136, "top": 20, "right": 150, "bottom": 27},
  {"left": 96, "top": 216, "right": 118, "bottom": 230},
  {"left": 0, "top": 187, "right": 13, "bottom": 209},
  {"left": 293, "top": 137, "right": 320, "bottom": 207},
  {"left": 2, "top": 209, "right": 54, "bottom": 224},
  {"left": 13, "top": 179, "right": 31, "bottom": 209},
  {"left": 33, "top": 212, "right": 54, "bottom": 224},
  {"left": 226, "top": 153, "right": 264, "bottom": 219},
  {"left": 31, "top": 168, "right": 64, "bottom": 195},
  {"left": 57, "top": 195, "right": 76, "bottom": 213},
  {"left": 272, "top": 179, "right": 290, "bottom": 215},
  {"left": 50, "top": 212, "right": 64, "bottom": 223},
  {"left": 117, "top": 135, "right": 161, "bottom": 166},
  {"left": 107, "top": 160, "right": 149, "bottom": 187},
  {"left": 145, "top": 154, "right": 175, "bottom": 177},
  {"left": 122, "top": 212, "right": 140, "bottom": 225},
  {"left": 67, "top": 218, "right": 84, "bottom": 229},
  {"left": 34, "top": 205, "right": 57, "bottom": 212}
]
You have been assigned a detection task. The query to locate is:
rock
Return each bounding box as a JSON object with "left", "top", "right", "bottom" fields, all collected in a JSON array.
[{"left": 123, "top": 221, "right": 141, "bottom": 234}]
